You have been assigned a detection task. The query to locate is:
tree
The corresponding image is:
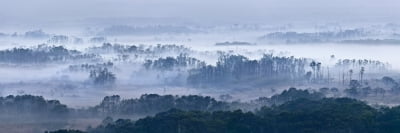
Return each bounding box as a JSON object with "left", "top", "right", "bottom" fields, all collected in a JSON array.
[
  {"left": 349, "top": 69, "right": 354, "bottom": 82},
  {"left": 360, "top": 67, "right": 365, "bottom": 84},
  {"left": 310, "top": 61, "right": 317, "bottom": 81},
  {"left": 89, "top": 68, "right": 116, "bottom": 86}
]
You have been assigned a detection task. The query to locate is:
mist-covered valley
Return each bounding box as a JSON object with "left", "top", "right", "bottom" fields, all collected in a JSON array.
[
  {"left": 1, "top": 23, "right": 400, "bottom": 132},
  {"left": 2, "top": 0, "right": 400, "bottom": 132}
]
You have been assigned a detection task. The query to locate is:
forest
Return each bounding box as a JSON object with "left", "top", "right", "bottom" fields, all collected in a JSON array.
[
  {"left": 2, "top": 1, "right": 400, "bottom": 132},
  {"left": 0, "top": 41, "right": 397, "bottom": 132},
  {"left": 48, "top": 96, "right": 400, "bottom": 133},
  {"left": 1, "top": 86, "right": 399, "bottom": 133}
]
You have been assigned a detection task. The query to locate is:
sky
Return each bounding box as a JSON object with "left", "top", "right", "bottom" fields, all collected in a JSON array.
[{"left": 0, "top": 0, "right": 400, "bottom": 27}]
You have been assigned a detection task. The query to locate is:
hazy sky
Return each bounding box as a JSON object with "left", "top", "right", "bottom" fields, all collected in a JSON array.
[{"left": 1, "top": 0, "right": 400, "bottom": 27}]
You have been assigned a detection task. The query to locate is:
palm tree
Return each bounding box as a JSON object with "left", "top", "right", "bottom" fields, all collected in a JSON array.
[
  {"left": 317, "top": 62, "right": 322, "bottom": 81},
  {"left": 310, "top": 61, "right": 316, "bottom": 82},
  {"left": 360, "top": 67, "right": 365, "bottom": 84}
]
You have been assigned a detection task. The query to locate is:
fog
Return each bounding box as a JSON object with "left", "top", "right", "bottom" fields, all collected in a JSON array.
[{"left": 1, "top": 1, "right": 400, "bottom": 133}]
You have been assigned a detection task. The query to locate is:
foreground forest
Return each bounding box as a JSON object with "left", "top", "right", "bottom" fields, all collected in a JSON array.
[
  {"left": 1, "top": 88, "right": 400, "bottom": 133},
  {"left": 48, "top": 97, "right": 400, "bottom": 133}
]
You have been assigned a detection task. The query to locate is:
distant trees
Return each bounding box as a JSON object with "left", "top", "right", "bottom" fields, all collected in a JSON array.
[
  {"left": 334, "top": 59, "right": 390, "bottom": 85},
  {"left": 89, "top": 68, "right": 116, "bottom": 86},
  {"left": 382, "top": 76, "right": 398, "bottom": 88},
  {"left": 89, "top": 88, "right": 328, "bottom": 117},
  {"left": 335, "top": 59, "right": 389, "bottom": 74},
  {"left": 381, "top": 76, "right": 400, "bottom": 94},
  {"left": 251, "top": 88, "right": 324, "bottom": 107},
  {"left": 259, "top": 29, "right": 368, "bottom": 44},
  {"left": 343, "top": 78, "right": 396, "bottom": 98},
  {"left": 0, "top": 95, "right": 69, "bottom": 118},
  {"left": 87, "top": 43, "right": 191, "bottom": 56},
  {"left": 0, "top": 32, "right": 7, "bottom": 37},
  {"left": 47, "top": 35, "right": 69, "bottom": 44},
  {"left": 340, "top": 39, "right": 400, "bottom": 44},
  {"left": 47, "top": 36, "right": 84, "bottom": 44},
  {"left": 0, "top": 45, "right": 98, "bottom": 63},
  {"left": 24, "top": 30, "right": 49, "bottom": 39},
  {"left": 69, "top": 62, "right": 114, "bottom": 72},
  {"left": 188, "top": 54, "right": 308, "bottom": 86},
  {"left": 89, "top": 37, "right": 107, "bottom": 43},
  {"left": 349, "top": 69, "right": 354, "bottom": 81},
  {"left": 309, "top": 61, "right": 323, "bottom": 83},
  {"left": 144, "top": 54, "right": 205, "bottom": 71},
  {"left": 360, "top": 67, "right": 365, "bottom": 84}
]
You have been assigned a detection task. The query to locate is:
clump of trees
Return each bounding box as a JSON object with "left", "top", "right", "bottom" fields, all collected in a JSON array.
[
  {"left": 335, "top": 59, "right": 389, "bottom": 73},
  {"left": 0, "top": 45, "right": 98, "bottom": 63},
  {"left": 87, "top": 43, "right": 191, "bottom": 56},
  {"left": 344, "top": 76, "right": 399, "bottom": 98},
  {"left": 187, "top": 54, "right": 308, "bottom": 86},
  {"left": 0, "top": 95, "right": 69, "bottom": 118},
  {"left": 143, "top": 54, "right": 205, "bottom": 71},
  {"left": 340, "top": 39, "right": 400, "bottom": 44},
  {"left": 89, "top": 68, "right": 116, "bottom": 86},
  {"left": 89, "top": 94, "right": 229, "bottom": 116},
  {"left": 69, "top": 62, "right": 114, "bottom": 72},
  {"left": 252, "top": 88, "right": 324, "bottom": 106},
  {"left": 382, "top": 76, "right": 400, "bottom": 90},
  {"left": 88, "top": 88, "right": 327, "bottom": 116},
  {"left": 47, "top": 35, "right": 69, "bottom": 44},
  {"left": 259, "top": 29, "right": 368, "bottom": 44},
  {"left": 23, "top": 30, "right": 50, "bottom": 39},
  {"left": 86, "top": 43, "right": 193, "bottom": 63}
]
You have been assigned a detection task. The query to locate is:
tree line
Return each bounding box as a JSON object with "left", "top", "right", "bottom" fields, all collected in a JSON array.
[
  {"left": 187, "top": 54, "right": 308, "bottom": 87},
  {"left": 143, "top": 54, "right": 205, "bottom": 71},
  {"left": 0, "top": 45, "right": 98, "bottom": 63},
  {"left": 259, "top": 29, "right": 368, "bottom": 44}
]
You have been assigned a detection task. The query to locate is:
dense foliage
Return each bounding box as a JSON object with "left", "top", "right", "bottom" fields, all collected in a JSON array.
[
  {"left": 143, "top": 54, "right": 205, "bottom": 71},
  {"left": 89, "top": 68, "right": 117, "bottom": 86},
  {"left": 89, "top": 94, "right": 229, "bottom": 116},
  {"left": 0, "top": 88, "right": 324, "bottom": 120},
  {"left": 0, "top": 45, "right": 97, "bottom": 63},
  {"left": 252, "top": 88, "right": 324, "bottom": 106},
  {"left": 0, "top": 95, "right": 69, "bottom": 118},
  {"left": 87, "top": 43, "right": 191, "bottom": 55},
  {"left": 69, "top": 62, "right": 114, "bottom": 72},
  {"left": 88, "top": 88, "right": 327, "bottom": 116},
  {"left": 53, "top": 97, "right": 400, "bottom": 133},
  {"left": 188, "top": 54, "right": 308, "bottom": 86},
  {"left": 259, "top": 29, "right": 368, "bottom": 44}
]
